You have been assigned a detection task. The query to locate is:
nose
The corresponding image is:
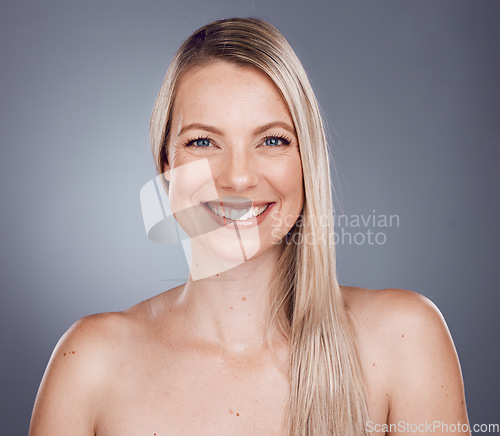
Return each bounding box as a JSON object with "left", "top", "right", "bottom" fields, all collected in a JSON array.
[{"left": 213, "top": 147, "right": 259, "bottom": 193}]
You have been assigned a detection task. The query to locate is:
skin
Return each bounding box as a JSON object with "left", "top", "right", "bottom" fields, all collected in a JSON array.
[{"left": 29, "top": 62, "right": 470, "bottom": 435}]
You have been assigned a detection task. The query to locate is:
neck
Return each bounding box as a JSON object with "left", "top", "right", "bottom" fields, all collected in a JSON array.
[{"left": 173, "top": 242, "right": 284, "bottom": 354}]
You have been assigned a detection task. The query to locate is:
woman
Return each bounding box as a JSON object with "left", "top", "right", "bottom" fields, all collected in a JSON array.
[{"left": 29, "top": 18, "right": 469, "bottom": 435}]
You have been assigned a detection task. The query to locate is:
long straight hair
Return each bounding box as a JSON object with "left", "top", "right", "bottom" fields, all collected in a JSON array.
[{"left": 150, "top": 17, "right": 369, "bottom": 435}]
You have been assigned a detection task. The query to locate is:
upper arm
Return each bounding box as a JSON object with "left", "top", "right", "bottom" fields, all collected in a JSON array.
[
  {"left": 385, "top": 290, "right": 470, "bottom": 435},
  {"left": 29, "top": 314, "right": 117, "bottom": 436}
]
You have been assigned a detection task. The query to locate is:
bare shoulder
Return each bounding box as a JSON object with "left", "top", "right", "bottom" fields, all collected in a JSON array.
[
  {"left": 42, "top": 311, "right": 131, "bottom": 382},
  {"left": 29, "top": 287, "right": 182, "bottom": 435},
  {"left": 51, "top": 308, "right": 145, "bottom": 366},
  {"left": 340, "top": 285, "right": 457, "bottom": 376},
  {"left": 29, "top": 312, "right": 127, "bottom": 434},
  {"left": 55, "top": 285, "right": 183, "bottom": 357},
  {"left": 341, "top": 285, "right": 469, "bottom": 431},
  {"left": 49, "top": 283, "right": 183, "bottom": 360},
  {"left": 341, "top": 285, "right": 439, "bottom": 320},
  {"left": 40, "top": 284, "right": 184, "bottom": 381},
  {"left": 341, "top": 285, "right": 448, "bottom": 340}
]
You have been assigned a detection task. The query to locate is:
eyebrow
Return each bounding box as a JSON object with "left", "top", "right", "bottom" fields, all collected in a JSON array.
[{"left": 177, "top": 121, "right": 296, "bottom": 137}]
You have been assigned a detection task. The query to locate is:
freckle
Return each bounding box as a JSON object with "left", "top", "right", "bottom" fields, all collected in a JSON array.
[
  {"left": 229, "top": 409, "right": 234, "bottom": 414},
  {"left": 63, "top": 353, "right": 66, "bottom": 356},
  {"left": 441, "top": 385, "right": 444, "bottom": 388},
  {"left": 242, "top": 297, "right": 246, "bottom": 301},
  {"left": 401, "top": 334, "right": 405, "bottom": 338},
  {"left": 230, "top": 306, "right": 234, "bottom": 310},
  {"left": 385, "top": 393, "right": 388, "bottom": 396},
  {"left": 72, "top": 351, "right": 75, "bottom": 354},
  {"left": 461, "top": 400, "right": 464, "bottom": 404}
]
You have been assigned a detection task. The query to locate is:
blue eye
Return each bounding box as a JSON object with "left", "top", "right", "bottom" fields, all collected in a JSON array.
[
  {"left": 264, "top": 135, "right": 291, "bottom": 147},
  {"left": 194, "top": 138, "right": 211, "bottom": 147},
  {"left": 265, "top": 137, "right": 281, "bottom": 146},
  {"left": 185, "top": 137, "right": 212, "bottom": 147}
]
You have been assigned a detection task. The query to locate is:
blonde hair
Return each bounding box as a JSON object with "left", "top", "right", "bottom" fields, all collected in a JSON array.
[{"left": 150, "top": 17, "right": 369, "bottom": 435}]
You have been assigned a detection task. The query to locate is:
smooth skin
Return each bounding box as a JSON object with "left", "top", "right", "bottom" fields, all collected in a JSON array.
[{"left": 29, "top": 62, "right": 469, "bottom": 435}]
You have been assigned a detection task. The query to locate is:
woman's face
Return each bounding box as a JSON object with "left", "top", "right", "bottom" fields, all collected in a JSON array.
[{"left": 165, "top": 61, "right": 303, "bottom": 264}]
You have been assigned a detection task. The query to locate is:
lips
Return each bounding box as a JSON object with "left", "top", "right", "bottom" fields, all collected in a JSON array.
[
  {"left": 202, "top": 198, "right": 274, "bottom": 223},
  {"left": 206, "top": 203, "right": 269, "bottom": 221}
]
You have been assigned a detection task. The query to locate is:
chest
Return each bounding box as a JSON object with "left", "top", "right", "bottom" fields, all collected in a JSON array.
[
  {"left": 95, "top": 347, "right": 289, "bottom": 436},
  {"left": 94, "top": 343, "right": 390, "bottom": 436}
]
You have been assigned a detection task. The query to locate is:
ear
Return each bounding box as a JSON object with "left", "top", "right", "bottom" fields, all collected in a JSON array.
[
  {"left": 159, "top": 165, "right": 171, "bottom": 194},
  {"left": 162, "top": 166, "right": 171, "bottom": 184}
]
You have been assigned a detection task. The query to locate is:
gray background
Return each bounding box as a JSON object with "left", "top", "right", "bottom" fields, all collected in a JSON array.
[{"left": 1, "top": 0, "right": 498, "bottom": 433}]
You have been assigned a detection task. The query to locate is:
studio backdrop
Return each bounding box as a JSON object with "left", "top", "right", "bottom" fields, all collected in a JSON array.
[{"left": 0, "top": 0, "right": 498, "bottom": 433}]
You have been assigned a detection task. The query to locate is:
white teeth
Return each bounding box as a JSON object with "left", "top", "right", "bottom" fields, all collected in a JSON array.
[
  {"left": 239, "top": 209, "right": 252, "bottom": 220},
  {"left": 207, "top": 203, "right": 270, "bottom": 221}
]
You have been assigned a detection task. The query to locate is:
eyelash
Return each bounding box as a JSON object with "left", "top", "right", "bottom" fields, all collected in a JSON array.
[
  {"left": 183, "top": 134, "right": 292, "bottom": 148},
  {"left": 183, "top": 136, "right": 212, "bottom": 148},
  {"left": 263, "top": 134, "right": 292, "bottom": 146}
]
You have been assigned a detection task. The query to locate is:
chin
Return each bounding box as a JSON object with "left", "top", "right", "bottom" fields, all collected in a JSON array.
[
  {"left": 195, "top": 226, "right": 261, "bottom": 261},
  {"left": 190, "top": 225, "right": 283, "bottom": 266}
]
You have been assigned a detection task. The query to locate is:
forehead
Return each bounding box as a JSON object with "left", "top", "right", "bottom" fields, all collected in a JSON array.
[{"left": 172, "top": 61, "right": 293, "bottom": 128}]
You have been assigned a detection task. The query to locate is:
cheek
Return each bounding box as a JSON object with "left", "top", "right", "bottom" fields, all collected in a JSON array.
[
  {"left": 168, "top": 159, "right": 218, "bottom": 213},
  {"left": 267, "top": 157, "right": 304, "bottom": 240},
  {"left": 272, "top": 157, "right": 304, "bottom": 207}
]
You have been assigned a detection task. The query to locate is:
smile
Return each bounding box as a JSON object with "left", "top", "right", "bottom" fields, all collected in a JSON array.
[{"left": 205, "top": 203, "right": 271, "bottom": 221}]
